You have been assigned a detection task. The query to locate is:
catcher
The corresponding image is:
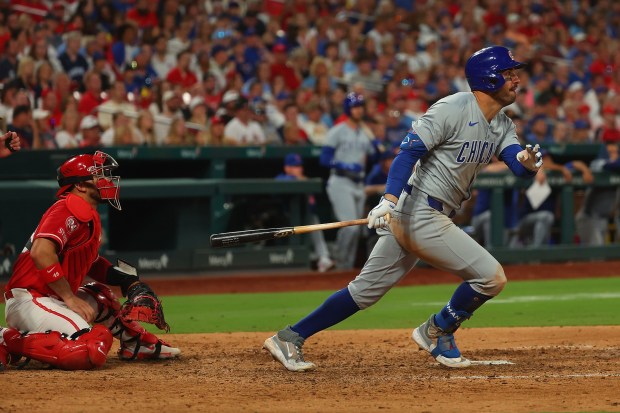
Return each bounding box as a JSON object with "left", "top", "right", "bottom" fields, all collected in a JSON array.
[{"left": 0, "top": 150, "right": 179, "bottom": 371}]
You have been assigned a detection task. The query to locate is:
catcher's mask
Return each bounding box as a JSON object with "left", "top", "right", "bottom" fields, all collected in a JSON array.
[{"left": 56, "top": 150, "right": 122, "bottom": 210}]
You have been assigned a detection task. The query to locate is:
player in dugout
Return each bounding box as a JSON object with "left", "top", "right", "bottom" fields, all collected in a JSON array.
[
  {"left": 263, "top": 46, "right": 543, "bottom": 371},
  {"left": 0, "top": 151, "right": 179, "bottom": 371}
]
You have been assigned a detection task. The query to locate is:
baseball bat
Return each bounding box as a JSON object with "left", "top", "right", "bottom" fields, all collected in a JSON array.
[{"left": 210, "top": 218, "right": 369, "bottom": 248}]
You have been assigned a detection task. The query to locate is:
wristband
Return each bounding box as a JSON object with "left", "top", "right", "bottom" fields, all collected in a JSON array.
[{"left": 39, "top": 262, "right": 64, "bottom": 284}]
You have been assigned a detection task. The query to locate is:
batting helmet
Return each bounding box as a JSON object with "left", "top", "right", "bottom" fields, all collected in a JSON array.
[
  {"left": 56, "top": 150, "right": 121, "bottom": 210},
  {"left": 465, "top": 46, "right": 525, "bottom": 93},
  {"left": 343, "top": 92, "right": 365, "bottom": 116}
]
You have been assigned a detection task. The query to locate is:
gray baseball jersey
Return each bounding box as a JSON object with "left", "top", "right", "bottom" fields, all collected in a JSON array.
[
  {"left": 349, "top": 92, "right": 519, "bottom": 307},
  {"left": 408, "top": 92, "right": 519, "bottom": 210},
  {"left": 325, "top": 122, "right": 375, "bottom": 167},
  {"left": 325, "top": 122, "right": 374, "bottom": 269}
]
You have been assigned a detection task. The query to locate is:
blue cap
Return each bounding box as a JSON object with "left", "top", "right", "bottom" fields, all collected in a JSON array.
[{"left": 284, "top": 153, "right": 303, "bottom": 166}]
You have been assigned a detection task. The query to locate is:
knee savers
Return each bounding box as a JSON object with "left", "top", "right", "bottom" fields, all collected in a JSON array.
[
  {"left": 78, "top": 282, "right": 121, "bottom": 323},
  {"left": 3, "top": 325, "right": 113, "bottom": 370}
]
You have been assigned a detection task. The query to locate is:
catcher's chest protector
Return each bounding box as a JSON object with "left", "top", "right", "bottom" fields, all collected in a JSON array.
[{"left": 61, "top": 214, "right": 102, "bottom": 292}]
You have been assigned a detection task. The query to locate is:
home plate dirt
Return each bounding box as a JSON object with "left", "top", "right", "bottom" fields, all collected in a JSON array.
[{"left": 1, "top": 326, "right": 619, "bottom": 413}]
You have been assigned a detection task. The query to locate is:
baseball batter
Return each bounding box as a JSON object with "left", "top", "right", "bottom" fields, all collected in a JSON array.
[
  {"left": 320, "top": 92, "right": 376, "bottom": 269},
  {"left": 0, "top": 151, "right": 179, "bottom": 370},
  {"left": 264, "top": 46, "right": 543, "bottom": 371}
]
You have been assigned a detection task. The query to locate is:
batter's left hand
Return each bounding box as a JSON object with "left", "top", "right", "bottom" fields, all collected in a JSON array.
[
  {"left": 367, "top": 196, "right": 396, "bottom": 229},
  {"left": 517, "top": 144, "right": 543, "bottom": 171}
]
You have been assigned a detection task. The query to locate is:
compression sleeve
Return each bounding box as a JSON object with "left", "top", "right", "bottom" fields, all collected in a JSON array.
[
  {"left": 319, "top": 146, "right": 335, "bottom": 168},
  {"left": 384, "top": 135, "right": 428, "bottom": 197},
  {"left": 500, "top": 144, "right": 538, "bottom": 178}
]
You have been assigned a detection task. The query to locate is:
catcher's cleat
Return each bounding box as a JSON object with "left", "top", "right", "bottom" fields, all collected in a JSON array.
[
  {"left": 412, "top": 315, "right": 471, "bottom": 368},
  {"left": 263, "top": 326, "right": 315, "bottom": 372},
  {"left": 119, "top": 338, "right": 181, "bottom": 360}
]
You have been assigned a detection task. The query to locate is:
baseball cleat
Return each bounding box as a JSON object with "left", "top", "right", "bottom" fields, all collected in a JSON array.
[
  {"left": 263, "top": 326, "right": 315, "bottom": 372},
  {"left": 119, "top": 340, "right": 181, "bottom": 360},
  {"left": 412, "top": 315, "right": 471, "bottom": 368}
]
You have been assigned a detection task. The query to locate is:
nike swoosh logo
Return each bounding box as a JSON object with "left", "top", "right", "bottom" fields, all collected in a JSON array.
[
  {"left": 287, "top": 349, "right": 295, "bottom": 358},
  {"left": 468, "top": 121, "right": 479, "bottom": 126},
  {"left": 97, "top": 343, "right": 106, "bottom": 356},
  {"left": 47, "top": 268, "right": 55, "bottom": 273}
]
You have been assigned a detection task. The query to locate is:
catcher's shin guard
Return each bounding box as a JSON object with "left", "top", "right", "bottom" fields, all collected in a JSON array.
[
  {"left": 110, "top": 318, "right": 180, "bottom": 360},
  {"left": 1, "top": 325, "right": 113, "bottom": 370}
]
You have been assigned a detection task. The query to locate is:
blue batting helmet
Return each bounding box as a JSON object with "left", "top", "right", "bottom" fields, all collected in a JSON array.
[
  {"left": 465, "top": 46, "right": 525, "bottom": 93},
  {"left": 343, "top": 92, "right": 365, "bottom": 116}
]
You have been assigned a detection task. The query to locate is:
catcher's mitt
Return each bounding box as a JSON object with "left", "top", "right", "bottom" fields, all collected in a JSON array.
[{"left": 119, "top": 281, "right": 170, "bottom": 332}]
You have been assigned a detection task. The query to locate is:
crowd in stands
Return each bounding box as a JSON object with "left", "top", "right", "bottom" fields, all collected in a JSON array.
[
  {"left": 0, "top": 0, "right": 617, "bottom": 152},
  {"left": 0, "top": 0, "right": 619, "bottom": 256}
]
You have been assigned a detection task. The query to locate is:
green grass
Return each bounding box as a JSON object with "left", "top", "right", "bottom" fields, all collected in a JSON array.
[{"left": 2, "top": 277, "right": 618, "bottom": 333}]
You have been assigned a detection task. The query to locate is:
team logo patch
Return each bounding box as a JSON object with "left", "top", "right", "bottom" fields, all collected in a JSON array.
[{"left": 66, "top": 216, "right": 78, "bottom": 234}]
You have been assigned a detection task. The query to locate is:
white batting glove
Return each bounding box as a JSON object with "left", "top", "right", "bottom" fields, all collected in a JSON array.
[
  {"left": 517, "top": 144, "right": 543, "bottom": 171},
  {"left": 367, "top": 196, "right": 396, "bottom": 229}
]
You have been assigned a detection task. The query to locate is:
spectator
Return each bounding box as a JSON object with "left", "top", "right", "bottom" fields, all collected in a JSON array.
[
  {"left": 275, "top": 153, "right": 335, "bottom": 272},
  {"left": 186, "top": 96, "right": 211, "bottom": 146},
  {"left": 166, "top": 49, "right": 198, "bottom": 90},
  {"left": 164, "top": 117, "right": 193, "bottom": 146},
  {"left": 0, "top": 39, "right": 20, "bottom": 82},
  {"left": 270, "top": 43, "right": 301, "bottom": 92},
  {"left": 346, "top": 51, "right": 383, "bottom": 97},
  {"left": 209, "top": 44, "right": 233, "bottom": 93},
  {"left": 127, "top": 0, "right": 159, "bottom": 30},
  {"left": 111, "top": 23, "right": 139, "bottom": 72},
  {"left": 97, "top": 82, "right": 137, "bottom": 130},
  {"left": 299, "top": 99, "right": 330, "bottom": 146},
  {"left": 280, "top": 103, "right": 308, "bottom": 146},
  {"left": 151, "top": 35, "right": 175, "bottom": 80},
  {"left": 596, "top": 105, "right": 620, "bottom": 143},
  {"left": 223, "top": 97, "right": 266, "bottom": 146},
  {"left": 207, "top": 115, "right": 226, "bottom": 146},
  {"left": 77, "top": 71, "right": 103, "bottom": 116},
  {"left": 576, "top": 143, "right": 620, "bottom": 245},
  {"left": 79, "top": 115, "right": 102, "bottom": 148},
  {"left": 152, "top": 89, "right": 183, "bottom": 144},
  {"left": 134, "top": 109, "right": 157, "bottom": 146},
  {"left": 32, "top": 108, "right": 55, "bottom": 149},
  {"left": 8, "top": 105, "right": 35, "bottom": 149},
  {"left": 249, "top": 99, "right": 280, "bottom": 145},
  {"left": 101, "top": 111, "right": 140, "bottom": 146},
  {"left": 58, "top": 31, "right": 89, "bottom": 87},
  {"left": 54, "top": 108, "right": 81, "bottom": 148}
]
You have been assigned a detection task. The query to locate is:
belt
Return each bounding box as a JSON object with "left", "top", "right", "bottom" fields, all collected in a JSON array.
[
  {"left": 4, "top": 290, "right": 13, "bottom": 300},
  {"left": 334, "top": 170, "right": 363, "bottom": 183},
  {"left": 404, "top": 184, "right": 456, "bottom": 218}
]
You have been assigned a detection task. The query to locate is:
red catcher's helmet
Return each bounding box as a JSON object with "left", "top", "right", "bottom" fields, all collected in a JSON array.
[{"left": 56, "top": 150, "right": 121, "bottom": 210}]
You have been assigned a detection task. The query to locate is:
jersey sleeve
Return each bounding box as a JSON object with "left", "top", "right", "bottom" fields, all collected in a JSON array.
[
  {"left": 34, "top": 203, "right": 75, "bottom": 251},
  {"left": 324, "top": 124, "right": 340, "bottom": 148},
  {"left": 410, "top": 100, "right": 452, "bottom": 150}
]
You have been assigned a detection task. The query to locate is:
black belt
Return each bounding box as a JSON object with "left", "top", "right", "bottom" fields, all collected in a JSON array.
[
  {"left": 404, "top": 184, "right": 456, "bottom": 218},
  {"left": 334, "top": 170, "right": 363, "bottom": 183}
]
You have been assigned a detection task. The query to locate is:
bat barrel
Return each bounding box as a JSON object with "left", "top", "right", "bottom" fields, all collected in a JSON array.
[{"left": 210, "top": 227, "right": 294, "bottom": 248}]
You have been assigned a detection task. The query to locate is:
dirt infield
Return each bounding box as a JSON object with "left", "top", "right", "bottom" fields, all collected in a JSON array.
[
  {"left": 1, "top": 260, "right": 620, "bottom": 412},
  {"left": 1, "top": 327, "right": 619, "bottom": 413}
]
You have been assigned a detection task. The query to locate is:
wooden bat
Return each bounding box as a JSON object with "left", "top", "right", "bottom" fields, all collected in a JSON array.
[{"left": 210, "top": 218, "right": 369, "bottom": 248}]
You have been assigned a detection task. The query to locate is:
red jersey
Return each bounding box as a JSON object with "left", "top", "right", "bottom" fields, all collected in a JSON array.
[{"left": 6, "top": 194, "right": 107, "bottom": 298}]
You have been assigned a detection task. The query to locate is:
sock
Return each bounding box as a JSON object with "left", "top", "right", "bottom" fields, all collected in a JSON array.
[
  {"left": 291, "top": 288, "right": 360, "bottom": 339},
  {"left": 434, "top": 282, "right": 492, "bottom": 333}
]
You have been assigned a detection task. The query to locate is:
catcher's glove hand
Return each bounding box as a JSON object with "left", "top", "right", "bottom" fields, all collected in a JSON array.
[{"left": 120, "top": 281, "right": 170, "bottom": 332}]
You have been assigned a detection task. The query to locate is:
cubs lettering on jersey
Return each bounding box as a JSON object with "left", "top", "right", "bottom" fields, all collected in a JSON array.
[{"left": 456, "top": 141, "right": 495, "bottom": 164}]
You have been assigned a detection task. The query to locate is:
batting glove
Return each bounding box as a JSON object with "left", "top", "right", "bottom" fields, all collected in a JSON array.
[
  {"left": 517, "top": 144, "right": 543, "bottom": 171},
  {"left": 367, "top": 196, "right": 396, "bottom": 229}
]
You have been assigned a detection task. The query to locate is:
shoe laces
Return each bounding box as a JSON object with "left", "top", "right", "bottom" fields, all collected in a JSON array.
[{"left": 294, "top": 344, "right": 306, "bottom": 362}]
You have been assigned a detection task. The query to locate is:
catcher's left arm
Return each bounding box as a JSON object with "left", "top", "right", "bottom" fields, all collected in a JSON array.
[{"left": 105, "top": 259, "right": 170, "bottom": 332}]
